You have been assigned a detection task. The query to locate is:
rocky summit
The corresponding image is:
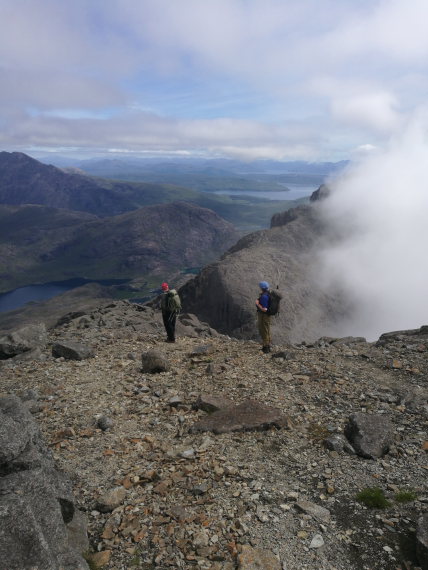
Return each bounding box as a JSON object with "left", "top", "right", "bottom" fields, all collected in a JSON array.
[{"left": 0, "top": 301, "right": 427, "bottom": 569}]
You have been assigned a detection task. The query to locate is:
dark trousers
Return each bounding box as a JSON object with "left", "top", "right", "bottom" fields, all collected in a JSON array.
[{"left": 162, "top": 311, "right": 177, "bottom": 341}]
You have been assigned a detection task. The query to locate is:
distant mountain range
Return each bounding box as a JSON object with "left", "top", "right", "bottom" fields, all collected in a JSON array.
[
  {"left": 38, "top": 154, "right": 347, "bottom": 193},
  {"left": 40, "top": 154, "right": 348, "bottom": 175},
  {"left": 0, "top": 151, "right": 307, "bottom": 231}
]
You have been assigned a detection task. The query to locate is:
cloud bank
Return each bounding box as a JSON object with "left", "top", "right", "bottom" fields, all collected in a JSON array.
[{"left": 317, "top": 110, "right": 428, "bottom": 339}]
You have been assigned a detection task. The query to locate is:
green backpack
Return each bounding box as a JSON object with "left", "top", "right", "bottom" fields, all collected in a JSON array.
[{"left": 166, "top": 289, "right": 181, "bottom": 312}]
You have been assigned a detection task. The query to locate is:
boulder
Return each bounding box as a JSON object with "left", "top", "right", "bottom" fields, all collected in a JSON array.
[
  {"left": 344, "top": 413, "right": 393, "bottom": 459},
  {"left": 52, "top": 341, "right": 94, "bottom": 360},
  {"left": 295, "top": 500, "right": 331, "bottom": 523},
  {"left": 190, "top": 399, "right": 291, "bottom": 434},
  {"left": 237, "top": 544, "right": 281, "bottom": 569},
  {"left": 324, "top": 434, "right": 356, "bottom": 455},
  {"left": 141, "top": 350, "right": 170, "bottom": 373},
  {"left": 96, "top": 487, "right": 127, "bottom": 513},
  {"left": 0, "top": 396, "right": 89, "bottom": 570},
  {"left": 417, "top": 514, "right": 428, "bottom": 570},
  {"left": 0, "top": 323, "right": 47, "bottom": 360},
  {"left": 0, "top": 395, "right": 38, "bottom": 466},
  {"left": 194, "top": 393, "right": 234, "bottom": 414},
  {"left": 189, "top": 343, "right": 215, "bottom": 357}
]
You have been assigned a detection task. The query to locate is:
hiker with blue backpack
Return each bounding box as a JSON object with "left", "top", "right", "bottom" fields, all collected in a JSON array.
[
  {"left": 256, "top": 281, "right": 272, "bottom": 353},
  {"left": 160, "top": 282, "right": 181, "bottom": 343},
  {"left": 256, "top": 281, "right": 282, "bottom": 353}
]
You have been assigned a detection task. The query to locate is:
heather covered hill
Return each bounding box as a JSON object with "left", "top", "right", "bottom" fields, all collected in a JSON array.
[{"left": 0, "top": 202, "right": 238, "bottom": 293}]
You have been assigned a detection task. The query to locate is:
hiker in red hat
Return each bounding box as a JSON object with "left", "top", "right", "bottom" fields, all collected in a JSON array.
[{"left": 160, "top": 282, "right": 181, "bottom": 343}]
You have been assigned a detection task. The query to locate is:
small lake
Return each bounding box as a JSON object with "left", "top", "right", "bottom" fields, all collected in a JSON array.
[
  {"left": 0, "top": 278, "right": 128, "bottom": 313},
  {"left": 211, "top": 184, "right": 316, "bottom": 201}
]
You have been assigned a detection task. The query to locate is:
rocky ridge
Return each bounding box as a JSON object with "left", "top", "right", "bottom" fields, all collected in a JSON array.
[
  {"left": 0, "top": 301, "right": 427, "bottom": 569},
  {"left": 179, "top": 196, "right": 342, "bottom": 344}
]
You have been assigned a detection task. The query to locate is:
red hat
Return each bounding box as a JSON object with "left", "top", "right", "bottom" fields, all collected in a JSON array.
[{"left": 161, "top": 282, "right": 169, "bottom": 290}]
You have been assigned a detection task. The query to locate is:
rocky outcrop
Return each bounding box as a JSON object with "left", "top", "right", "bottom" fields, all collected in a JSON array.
[
  {"left": 344, "top": 413, "right": 393, "bottom": 459},
  {"left": 52, "top": 340, "right": 94, "bottom": 361},
  {"left": 417, "top": 514, "right": 428, "bottom": 570},
  {"left": 0, "top": 323, "right": 47, "bottom": 360},
  {"left": 179, "top": 199, "right": 344, "bottom": 342},
  {"left": 0, "top": 396, "right": 89, "bottom": 570}
]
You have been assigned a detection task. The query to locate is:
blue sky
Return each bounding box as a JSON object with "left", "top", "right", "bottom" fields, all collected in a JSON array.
[{"left": 1, "top": 0, "right": 428, "bottom": 161}]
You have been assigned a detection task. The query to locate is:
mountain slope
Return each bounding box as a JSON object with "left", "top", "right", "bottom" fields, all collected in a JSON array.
[
  {"left": 0, "top": 151, "right": 196, "bottom": 217},
  {"left": 0, "top": 202, "right": 238, "bottom": 292},
  {"left": 0, "top": 303, "right": 426, "bottom": 569},
  {"left": 179, "top": 195, "right": 344, "bottom": 343}
]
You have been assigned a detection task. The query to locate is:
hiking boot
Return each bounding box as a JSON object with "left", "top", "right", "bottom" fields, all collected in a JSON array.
[{"left": 262, "top": 345, "right": 271, "bottom": 353}]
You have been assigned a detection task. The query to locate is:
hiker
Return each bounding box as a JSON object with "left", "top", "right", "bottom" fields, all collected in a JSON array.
[
  {"left": 255, "top": 280, "right": 271, "bottom": 353},
  {"left": 160, "top": 282, "right": 181, "bottom": 343}
]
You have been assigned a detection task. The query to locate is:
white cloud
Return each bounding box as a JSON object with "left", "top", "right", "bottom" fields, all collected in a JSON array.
[
  {"left": 317, "top": 109, "right": 428, "bottom": 339},
  {"left": 1, "top": 0, "right": 428, "bottom": 158},
  {"left": 331, "top": 91, "right": 402, "bottom": 133}
]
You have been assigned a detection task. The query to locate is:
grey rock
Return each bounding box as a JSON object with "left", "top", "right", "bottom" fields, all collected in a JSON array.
[
  {"left": 190, "top": 399, "right": 291, "bottom": 434},
  {"left": 96, "top": 486, "right": 127, "bottom": 513},
  {"left": 309, "top": 534, "right": 325, "bottom": 549},
  {"left": 0, "top": 395, "right": 37, "bottom": 465},
  {"left": 205, "top": 362, "right": 218, "bottom": 374},
  {"left": 194, "top": 393, "right": 234, "bottom": 413},
  {"left": 66, "top": 509, "right": 90, "bottom": 555},
  {"left": 324, "top": 434, "right": 345, "bottom": 452},
  {"left": 0, "top": 323, "right": 47, "bottom": 359},
  {"left": 97, "top": 415, "right": 114, "bottom": 431},
  {"left": 344, "top": 413, "right": 393, "bottom": 459},
  {"left": 0, "top": 396, "right": 89, "bottom": 570},
  {"left": 324, "top": 434, "right": 356, "bottom": 455},
  {"left": 189, "top": 343, "right": 215, "bottom": 356},
  {"left": 295, "top": 500, "right": 331, "bottom": 523},
  {"left": 191, "top": 483, "right": 209, "bottom": 496},
  {"left": 169, "top": 395, "right": 183, "bottom": 407},
  {"left": 399, "top": 385, "right": 428, "bottom": 413},
  {"left": 141, "top": 350, "right": 170, "bottom": 373},
  {"left": 20, "top": 389, "right": 40, "bottom": 402},
  {"left": 417, "top": 513, "right": 428, "bottom": 570},
  {"left": 52, "top": 341, "right": 94, "bottom": 361},
  {"left": 237, "top": 544, "right": 282, "bottom": 569}
]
